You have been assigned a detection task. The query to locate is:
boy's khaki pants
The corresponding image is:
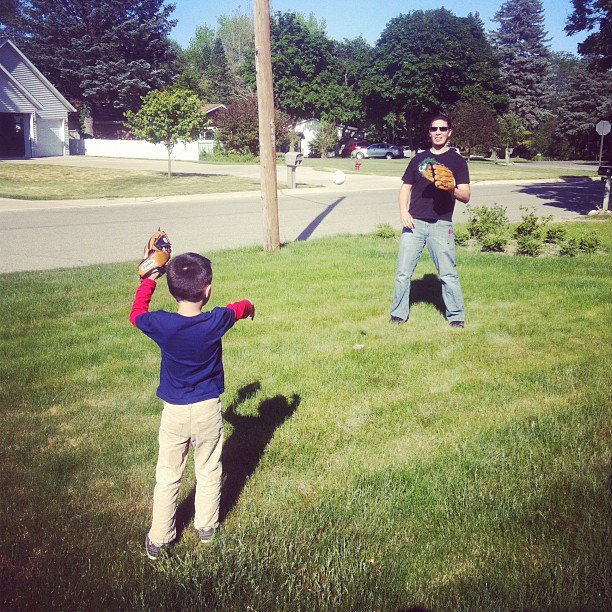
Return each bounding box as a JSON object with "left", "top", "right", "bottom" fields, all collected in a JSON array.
[{"left": 149, "top": 398, "right": 223, "bottom": 545}]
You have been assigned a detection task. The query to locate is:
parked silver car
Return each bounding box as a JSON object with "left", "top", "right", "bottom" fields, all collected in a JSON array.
[{"left": 352, "top": 142, "right": 403, "bottom": 160}]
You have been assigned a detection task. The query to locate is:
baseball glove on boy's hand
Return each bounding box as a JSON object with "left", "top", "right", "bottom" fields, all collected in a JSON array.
[
  {"left": 137, "top": 229, "right": 172, "bottom": 279},
  {"left": 423, "top": 163, "right": 456, "bottom": 191}
]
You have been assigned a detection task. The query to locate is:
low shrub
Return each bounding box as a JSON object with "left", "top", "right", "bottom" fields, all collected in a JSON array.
[
  {"left": 481, "top": 234, "right": 508, "bottom": 252},
  {"left": 559, "top": 238, "right": 579, "bottom": 257},
  {"left": 514, "top": 207, "right": 552, "bottom": 241},
  {"left": 467, "top": 204, "right": 509, "bottom": 239},
  {"left": 579, "top": 233, "right": 601, "bottom": 254},
  {"left": 516, "top": 235, "right": 543, "bottom": 256},
  {"left": 374, "top": 223, "right": 399, "bottom": 239},
  {"left": 545, "top": 226, "right": 567, "bottom": 244},
  {"left": 454, "top": 229, "right": 470, "bottom": 245}
]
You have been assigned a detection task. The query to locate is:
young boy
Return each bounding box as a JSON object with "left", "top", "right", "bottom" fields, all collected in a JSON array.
[{"left": 129, "top": 252, "right": 254, "bottom": 560}]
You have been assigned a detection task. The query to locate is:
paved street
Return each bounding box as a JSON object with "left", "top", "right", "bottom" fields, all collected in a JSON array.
[{"left": 0, "top": 169, "right": 604, "bottom": 273}]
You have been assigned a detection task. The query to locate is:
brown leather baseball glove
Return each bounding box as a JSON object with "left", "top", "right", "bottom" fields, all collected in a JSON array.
[
  {"left": 423, "top": 163, "right": 455, "bottom": 191},
  {"left": 137, "top": 229, "right": 172, "bottom": 279}
]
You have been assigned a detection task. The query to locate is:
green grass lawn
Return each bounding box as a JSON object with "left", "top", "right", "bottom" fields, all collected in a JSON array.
[
  {"left": 1, "top": 221, "right": 610, "bottom": 610},
  {"left": 303, "top": 157, "right": 597, "bottom": 181},
  {"left": 0, "top": 162, "right": 262, "bottom": 200}
]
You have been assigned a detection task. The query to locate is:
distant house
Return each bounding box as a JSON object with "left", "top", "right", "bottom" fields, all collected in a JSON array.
[
  {"left": 0, "top": 39, "right": 76, "bottom": 158},
  {"left": 201, "top": 103, "right": 226, "bottom": 139}
]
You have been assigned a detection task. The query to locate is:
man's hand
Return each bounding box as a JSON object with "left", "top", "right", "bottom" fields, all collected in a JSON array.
[
  {"left": 401, "top": 209, "right": 415, "bottom": 229},
  {"left": 399, "top": 183, "right": 414, "bottom": 229}
]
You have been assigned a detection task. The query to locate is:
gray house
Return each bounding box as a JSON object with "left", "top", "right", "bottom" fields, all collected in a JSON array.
[{"left": 0, "top": 39, "right": 75, "bottom": 158}]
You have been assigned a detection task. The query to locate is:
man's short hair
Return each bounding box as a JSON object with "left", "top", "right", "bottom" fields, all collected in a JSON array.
[
  {"left": 167, "top": 252, "right": 213, "bottom": 302},
  {"left": 430, "top": 114, "right": 452, "bottom": 129}
]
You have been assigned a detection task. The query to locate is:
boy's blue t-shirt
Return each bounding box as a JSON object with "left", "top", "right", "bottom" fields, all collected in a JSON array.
[{"left": 135, "top": 307, "right": 235, "bottom": 404}]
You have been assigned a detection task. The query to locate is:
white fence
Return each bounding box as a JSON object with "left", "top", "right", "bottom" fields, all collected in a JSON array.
[{"left": 69, "top": 138, "right": 215, "bottom": 161}]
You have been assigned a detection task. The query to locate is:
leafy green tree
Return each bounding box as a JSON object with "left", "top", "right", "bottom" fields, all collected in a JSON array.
[
  {"left": 270, "top": 11, "right": 361, "bottom": 125},
  {"left": 491, "top": 0, "right": 552, "bottom": 130},
  {"left": 125, "top": 89, "right": 208, "bottom": 177},
  {"left": 309, "top": 120, "right": 339, "bottom": 157},
  {"left": 364, "top": 9, "right": 506, "bottom": 148},
  {"left": 215, "top": 95, "right": 291, "bottom": 156},
  {"left": 565, "top": 0, "right": 611, "bottom": 69},
  {"left": 7, "top": 0, "right": 178, "bottom": 122},
  {"left": 451, "top": 100, "right": 500, "bottom": 158}
]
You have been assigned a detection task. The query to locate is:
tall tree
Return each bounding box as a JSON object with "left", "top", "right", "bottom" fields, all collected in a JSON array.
[
  {"left": 565, "top": 0, "right": 611, "bottom": 69},
  {"left": 217, "top": 6, "right": 256, "bottom": 98},
  {"left": 363, "top": 9, "right": 506, "bottom": 147},
  {"left": 269, "top": 11, "right": 360, "bottom": 124},
  {"left": 6, "top": 0, "right": 177, "bottom": 121},
  {"left": 553, "top": 57, "right": 612, "bottom": 159},
  {"left": 491, "top": 0, "right": 552, "bottom": 130}
]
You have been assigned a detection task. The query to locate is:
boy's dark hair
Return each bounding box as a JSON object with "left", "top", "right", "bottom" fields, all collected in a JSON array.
[
  {"left": 167, "top": 253, "right": 212, "bottom": 302},
  {"left": 430, "top": 113, "right": 452, "bottom": 129}
]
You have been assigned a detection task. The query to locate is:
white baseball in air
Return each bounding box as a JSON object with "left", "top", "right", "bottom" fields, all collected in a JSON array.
[{"left": 332, "top": 170, "right": 346, "bottom": 185}]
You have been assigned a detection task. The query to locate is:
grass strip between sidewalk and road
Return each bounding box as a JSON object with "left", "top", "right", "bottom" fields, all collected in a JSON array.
[
  {"left": 0, "top": 162, "right": 262, "bottom": 200},
  {"left": 303, "top": 157, "right": 597, "bottom": 181},
  {"left": 1, "top": 158, "right": 597, "bottom": 200},
  {"left": 1, "top": 221, "right": 610, "bottom": 610}
]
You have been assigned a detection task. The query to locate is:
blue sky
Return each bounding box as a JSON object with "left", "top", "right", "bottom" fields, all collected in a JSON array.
[{"left": 168, "top": 0, "right": 587, "bottom": 54}]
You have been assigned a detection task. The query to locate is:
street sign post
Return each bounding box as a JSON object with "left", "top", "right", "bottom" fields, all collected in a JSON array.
[{"left": 595, "top": 120, "right": 611, "bottom": 167}]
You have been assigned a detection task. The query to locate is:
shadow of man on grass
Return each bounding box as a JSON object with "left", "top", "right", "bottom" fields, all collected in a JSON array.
[
  {"left": 175, "top": 382, "right": 300, "bottom": 536},
  {"left": 410, "top": 273, "right": 445, "bottom": 317}
]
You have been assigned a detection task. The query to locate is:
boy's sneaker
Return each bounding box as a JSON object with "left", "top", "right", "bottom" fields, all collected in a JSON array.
[
  {"left": 144, "top": 535, "right": 162, "bottom": 560},
  {"left": 197, "top": 527, "right": 215, "bottom": 544}
]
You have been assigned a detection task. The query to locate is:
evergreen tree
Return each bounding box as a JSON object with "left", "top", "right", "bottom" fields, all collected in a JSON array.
[
  {"left": 6, "top": 0, "right": 177, "bottom": 120},
  {"left": 491, "top": 0, "right": 552, "bottom": 130},
  {"left": 553, "top": 58, "right": 612, "bottom": 159},
  {"left": 565, "top": 0, "right": 611, "bottom": 70}
]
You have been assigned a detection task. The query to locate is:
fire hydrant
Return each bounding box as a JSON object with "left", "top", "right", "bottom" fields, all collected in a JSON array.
[{"left": 355, "top": 159, "right": 362, "bottom": 171}]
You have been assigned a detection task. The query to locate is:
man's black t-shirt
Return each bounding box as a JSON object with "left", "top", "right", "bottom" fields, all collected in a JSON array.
[{"left": 401, "top": 150, "right": 470, "bottom": 222}]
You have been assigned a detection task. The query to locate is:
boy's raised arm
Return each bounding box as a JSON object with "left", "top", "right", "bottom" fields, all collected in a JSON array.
[
  {"left": 130, "top": 278, "right": 157, "bottom": 326},
  {"left": 226, "top": 299, "right": 255, "bottom": 321}
]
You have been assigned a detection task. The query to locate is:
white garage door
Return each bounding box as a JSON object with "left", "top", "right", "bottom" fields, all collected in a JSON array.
[{"left": 36, "top": 118, "right": 64, "bottom": 157}]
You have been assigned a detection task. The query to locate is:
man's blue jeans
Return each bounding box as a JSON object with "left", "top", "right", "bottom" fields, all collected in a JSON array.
[{"left": 390, "top": 219, "right": 464, "bottom": 323}]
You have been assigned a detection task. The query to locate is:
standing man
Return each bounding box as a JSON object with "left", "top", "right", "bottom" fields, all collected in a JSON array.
[{"left": 390, "top": 114, "right": 470, "bottom": 327}]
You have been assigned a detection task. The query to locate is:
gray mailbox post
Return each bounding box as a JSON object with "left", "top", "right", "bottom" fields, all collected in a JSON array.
[
  {"left": 285, "top": 152, "right": 303, "bottom": 189},
  {"left": 597, "top": 165, "right": 612, "bottom": 212}
]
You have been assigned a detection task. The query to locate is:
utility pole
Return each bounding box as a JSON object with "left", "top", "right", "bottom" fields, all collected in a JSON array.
[{"left": 253, "top": 0, "right": 280, "bottom": 251}]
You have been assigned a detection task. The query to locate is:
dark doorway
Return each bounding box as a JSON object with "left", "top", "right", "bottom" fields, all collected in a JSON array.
[{"left": 0, "top": 113, "right": 25, "bottom": 157}]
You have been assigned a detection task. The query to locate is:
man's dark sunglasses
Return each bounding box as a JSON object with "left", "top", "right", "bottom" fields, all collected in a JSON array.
[{"left": 429, "top": 126, "right": 449, "bottom": 132}]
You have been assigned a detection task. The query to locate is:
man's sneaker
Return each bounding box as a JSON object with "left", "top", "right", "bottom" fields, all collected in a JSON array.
[
  {"left": 450, "top": 321, "right": 465, "bottom": 328},
  {"left": 197, "top": 527, "right": 215, "bottom": 544},
  {"left": 389, "top": 316, "right": 405, "bottom": 324},
  {"left": 144, "top": 535, "right": 162, "bottom": 560}
]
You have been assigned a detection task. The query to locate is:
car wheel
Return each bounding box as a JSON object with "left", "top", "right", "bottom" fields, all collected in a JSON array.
[
  {"left": 356, "top": 151, "right": 364, "bottom": 160},
  {"left": 385, "top": 152, "right": 393, "bottom": 159}
]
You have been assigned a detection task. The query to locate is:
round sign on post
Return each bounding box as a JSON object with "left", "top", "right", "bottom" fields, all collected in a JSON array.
[{"left": 596, "top": 120, "right": 611, "bottom": 136}]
